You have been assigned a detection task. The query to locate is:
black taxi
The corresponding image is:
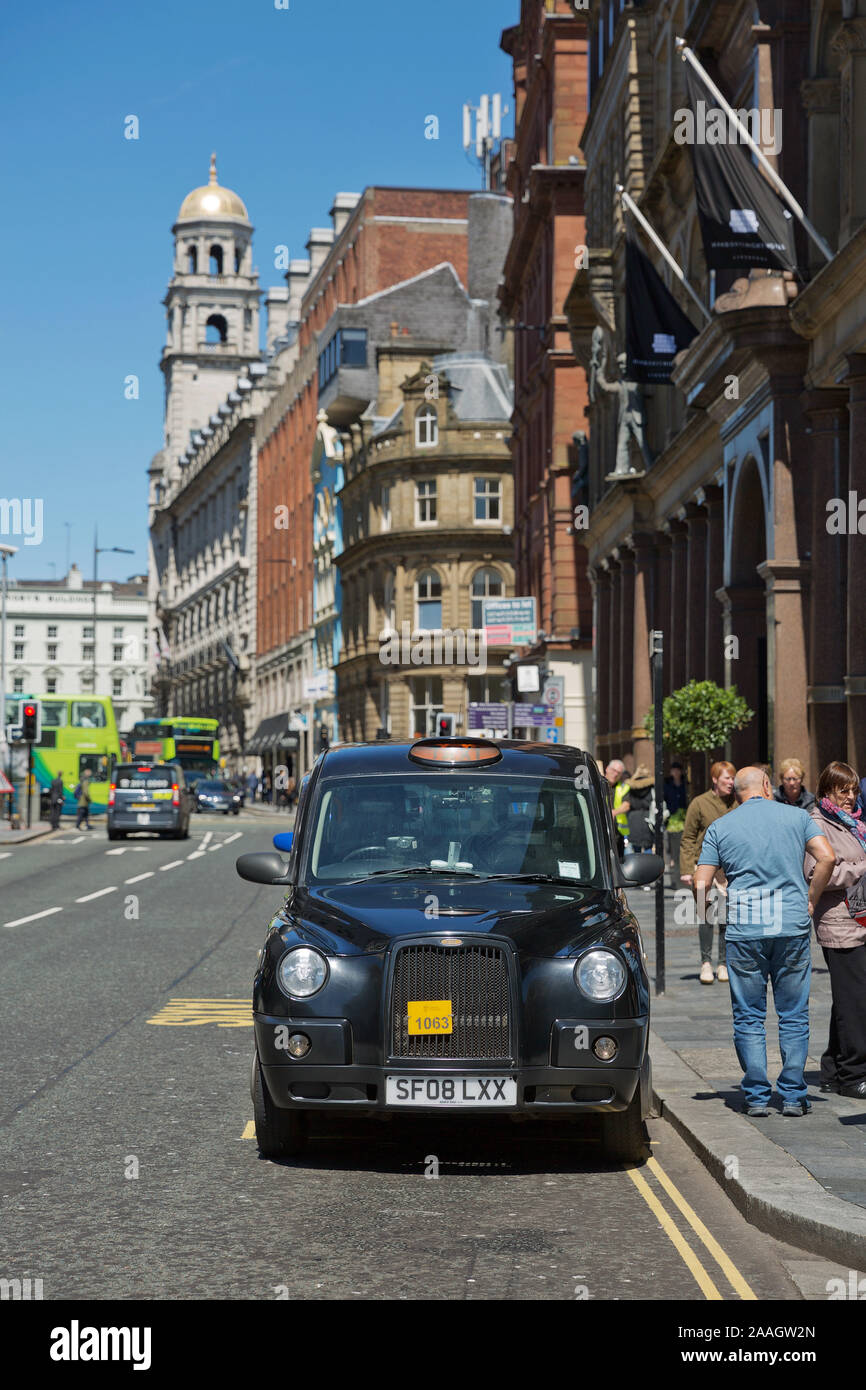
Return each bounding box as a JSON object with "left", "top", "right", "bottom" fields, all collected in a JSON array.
[{"left": 236, "top": 737, "right": 662, "bottom": 1162}]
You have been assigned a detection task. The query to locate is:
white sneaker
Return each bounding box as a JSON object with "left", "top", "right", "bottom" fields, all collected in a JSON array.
[
  {"left": 717, "top": 964, "right": 729, "bottom": 983},
  {"left": 699, "top": 962, "right": 715, "bottom": 985}
]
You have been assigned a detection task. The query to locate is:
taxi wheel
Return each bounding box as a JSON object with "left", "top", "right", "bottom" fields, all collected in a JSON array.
[
  {"left": 252, "top": 1054, "right": 307, "bottom": 1159},
  {"left": 600, "top": 1091, "right": 648, "bottom": 1164}
]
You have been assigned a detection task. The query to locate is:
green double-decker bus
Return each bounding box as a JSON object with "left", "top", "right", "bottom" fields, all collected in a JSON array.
[
  {"left": 4, "top": 694, "right": 121, "bottom": 817},
  {"left": 129, "top": 717, "right": 220, "bottom": 781}
]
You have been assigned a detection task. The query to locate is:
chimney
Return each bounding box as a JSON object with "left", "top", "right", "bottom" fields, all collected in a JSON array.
[
  {"left": 306, "top": 227, "right": 335, "bottom": 276},
  {"left": 330, "top": 191, "right": 361, "bottom": 237},
  {"left": 264, "top": 286, "right": 290, "bottom": 350},
  {"left": 285, "top": 258, "right": 311, "bottom": 322}
]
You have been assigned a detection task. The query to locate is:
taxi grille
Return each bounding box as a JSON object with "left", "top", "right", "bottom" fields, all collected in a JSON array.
[{"left": 390, "top": 943, "right": 512, "bottom": 1060}]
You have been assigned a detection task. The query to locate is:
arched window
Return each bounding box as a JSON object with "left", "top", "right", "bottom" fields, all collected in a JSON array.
[
  {"left": 471, "top": 567, "right": 503, "bottom": 628},
  {"left": 234, "top": 245, "right": 242, "bottom": 273},
  {"left": 383, "top": 571, "right": 396, "bottom": 634},
  {"left": 205, "top": 314, "right": 228, "bottom": 345},
  {"left": 186, "top": 244, "right": 198, "bottom": 273},
  {"left": 209, "top": 244, "right": 224, "bottom": 276},
  {"left": 415, "top": 403, "right": 438, "bottom": 448},
  {"left": 415, "top": 569, "right": 442, "bottom": 630}
]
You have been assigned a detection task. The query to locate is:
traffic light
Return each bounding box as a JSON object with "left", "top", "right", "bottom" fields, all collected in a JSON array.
[
  {"left": 319, "top": 723, "right": 329, "bottom": 752},
  {"left": 20, "top": 699, "right": 41, "bottom": 743},
  {"left": 436, "top": 714, "right": 456, "bottom": 737}
]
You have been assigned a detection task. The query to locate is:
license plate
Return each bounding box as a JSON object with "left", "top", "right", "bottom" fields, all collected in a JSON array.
[
  {"left": 386, "top": 1076, "right": 517, "bottom": 1107},
  {"left": 136, "top": 813, "right": 150, "bottom": 824},
  {"left": 131, "top": 803, "right": 152, "bottom": 810},
  {"left": 407, "top": 1000, "right": 452, "bottom": 1035}
]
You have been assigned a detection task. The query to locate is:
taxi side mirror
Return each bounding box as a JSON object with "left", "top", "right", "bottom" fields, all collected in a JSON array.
[
  {"left": 236, "top": 851, "right": 291, "bottom": 886},
  {"left": 619, "top": 853, "right": 664, "bottom": 887}
]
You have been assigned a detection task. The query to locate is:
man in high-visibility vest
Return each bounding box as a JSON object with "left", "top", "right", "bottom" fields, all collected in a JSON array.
[{"left": 604, "top": 759, "right": 631, "bottom": 859}]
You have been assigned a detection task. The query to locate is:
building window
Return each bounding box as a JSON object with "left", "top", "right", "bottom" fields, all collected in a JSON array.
[
  {"left": 415, "top": 404, "right": 438, "bottom": 448},
  {"left": 234, "top": 246, "right": 242, "bottom": 273},
  {"left": 383, "top": 571, "right": 396, "bottom": 634},
  {"left": 47, "top": 644, "right": 57, "bottom": 661},
  {"left": 13, "top": 624, "right": 24, "bottom": 638},
  {"left": 205, "top": 314, "right": 228, "bottom": 345},
  {"left": 187, "top": 245, "right": 198, "bottom": 273},
  {"left": 47, "top": 625, "right": 57, "bottom": 638},
  {"left": 317, "top": 327, "right": 367, "bottom": 391},
  {"left": 112, "top": 677, "right": 123, "bottom": 697},
  {"left": 208, "top": 244, "right": 223, "bottom": 276},
  {"left": 46, "top": 677, "right": 57, "bottom": 694},
  {"left": 82, "top": 626, "right": 93, "bottom": 639},
  {"left": 415, "top": 479, "right": 437, "bottom": 525},
  {"left": 113, "top": 626, "right": 123, "bottom": 638},
  {"left": 13, "top": 676, "right": 23, "bottom": 693},
  {"left": 410, "top": 676, "right": 443, "bottom": 739},
  {"left": 471, "top": 568, "right": 504, "bottom": 629},
  {"left": 82, "top": 645, "right": 94, "bottom": 661},
  {"left": 474, "top": 477, "right": 501, "bottom": 522},
  {"left": 380, "top": 485, "right": 391, "bottom": 532},
  {"left": 113, "top": 645, "right": 123, "bottom": 661},
  {"left": 13, "top": 643, "right": 24, "bottom": 660},
  {"left": 415, "top": 570, "right": 442, "bottom": 630}
]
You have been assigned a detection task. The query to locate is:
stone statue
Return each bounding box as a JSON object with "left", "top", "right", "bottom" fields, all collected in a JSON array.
[
  {"left": 592, "top": 333, "right": 653, "bottom": 476},
  {"left": 315, "top": 408, "right": 341, "bottom": 458}
]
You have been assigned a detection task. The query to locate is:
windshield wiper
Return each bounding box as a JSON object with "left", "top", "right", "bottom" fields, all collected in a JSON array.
[
  {"left": 483, "top": 872, "right": 587, "bottom": 885},
  {"left": 352, "top": 866, "right": 485, "bottom": 881}
]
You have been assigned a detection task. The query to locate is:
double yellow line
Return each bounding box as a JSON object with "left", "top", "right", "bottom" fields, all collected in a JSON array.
[{"left": 626, "top": 1156, "right": 756, "bottom": 1299}]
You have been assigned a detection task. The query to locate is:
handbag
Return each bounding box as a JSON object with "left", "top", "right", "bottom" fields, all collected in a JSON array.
[{"left": 846, "top": 872, "right": 866, "bottom": 929}]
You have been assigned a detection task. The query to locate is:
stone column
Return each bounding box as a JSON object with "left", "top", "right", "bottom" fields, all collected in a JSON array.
[
  {"left": 619, "top": 548, "right": 636, "bottom": 756},
  {"left": 683, "top": 502, "right": 708, "bottom": 683},
  {"left": 758, "top": 558, "right": 811, "bottom": 777},
  {"left": 667, "top": 520, "right": 689, "bottom": 692},
  {"left": 832, "top": 18, "right": 866, "bottom": 247},
  {"left": 716, "top": 583, "right": 768, "bottom": 767},
  {"left": 841, "top": 355, "right": 866, "bottom": 769},
  {"left": 594, "top": 564, "right": 612, "bottom": 755},
  {"left": 630, "top": 533, "right": 656, "bottom": 768},
  {"left": 801, "top": 390, "right": 849, "bottom": 779},
  {"left": 702, "top": 485, "right": 725, "bottom": 687},
  {"left": 608, "top": 556, "right": 622, "bottom": 749}
]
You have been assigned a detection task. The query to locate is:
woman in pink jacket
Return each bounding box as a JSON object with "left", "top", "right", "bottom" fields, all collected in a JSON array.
[{"left": 805, "top": 761, "right": 866, "bottom": 1098}]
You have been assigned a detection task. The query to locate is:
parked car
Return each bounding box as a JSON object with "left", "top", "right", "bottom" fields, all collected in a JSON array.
[
  {"left": 195, "top": 778, "right": 242, "bottom": 815},
  {"left": 107, "top": 762, "right": 192, "bottom": 840},
  {"left": 236, "top": 736, "right": 662, "bottom": 1162}
]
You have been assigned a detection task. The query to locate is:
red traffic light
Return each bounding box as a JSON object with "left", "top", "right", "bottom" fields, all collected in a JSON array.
[{"left": 23, "top": 705, "right": 36, "bottom": 717}]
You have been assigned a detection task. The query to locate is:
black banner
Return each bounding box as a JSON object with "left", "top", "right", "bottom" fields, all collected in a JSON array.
[
  {"left": 684, "top": 64, "right": 798, "bottom": 273},
  {"left": 625, "top": 224, "right": 699, "bottom": 383}
]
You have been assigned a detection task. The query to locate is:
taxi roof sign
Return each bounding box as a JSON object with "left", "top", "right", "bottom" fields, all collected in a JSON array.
[{"left": 408, "top": 737, "right": 502, "bottom": 767}]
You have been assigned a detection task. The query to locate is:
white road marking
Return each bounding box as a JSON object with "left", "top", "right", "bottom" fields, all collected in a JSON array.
[
  {"left": 0, "top": 851, "right": 11, "bottom": 860},
  {"left": 4, "top": 905, "right": 63, "bottom": 929},
  {"left": 208, "top": 843, "right": 223, "bottom": 851},
  {"left": 223, "top": 832, "right": 242, "bottom": 845},
  {"left": 160, "top": 859, "right": 184, "bottom": 871},
  {"left": 125, "top": 871, "right": 154, "bottom": 884},
  {"left": 200, "top": 830, "right": 213, "bottom": 848},
  {"left": 186, "top": 850, "right": 206, "bottom": 859},
  {"left": 75, "top": 886, "right": 117, "bottom": 902},
  {"left": 106, "top": 847, "right": 150, "bottom": 856}
]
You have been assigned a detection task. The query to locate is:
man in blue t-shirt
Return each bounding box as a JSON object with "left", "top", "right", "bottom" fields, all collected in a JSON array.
[{"left": 695, "top": 766, "right": 835, "bottom": 1117}]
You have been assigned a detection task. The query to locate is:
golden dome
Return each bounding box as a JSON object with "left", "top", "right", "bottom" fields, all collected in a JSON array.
[{"left": 177, "top": 154, "right": 249, "bottom": 222}]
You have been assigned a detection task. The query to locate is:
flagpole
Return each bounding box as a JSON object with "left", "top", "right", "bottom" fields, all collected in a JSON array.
[
  {"left": 675, "top": 37, "right": 833, "bottom": 264},
  {"left": 616, "top": 184, "right": 712, "bottom": 322}
]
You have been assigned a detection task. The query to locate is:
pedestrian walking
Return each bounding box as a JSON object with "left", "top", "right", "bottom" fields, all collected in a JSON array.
[
  {"left": 663, "top": 761, "right": 688, "bottom": 816},
  {"left": 680, "top": 761, "right": 736, "bottom": 983},
  {"left": 695, "top": 766, "right": 835, "bottom": 1117},
  {"left": 48, "top": 772, "right": 64, "bottom": 831},
  {"left": 604, "top": 759, "right": 630, "bottom": 859},
  {"left": 804, "top": 761, "right": 866, "bottom": 1098},
  {"left": 261, "top": 771, "right": 272, "bottom": 805},
  {"left": 247, "top": 770, "right": 258, "bottom": 803},
  {"left": 773, "top": 758, "right": 816, "bottom": 810},
  {"left": 74, "top": 770, "right": 93, "bottom": 830}
]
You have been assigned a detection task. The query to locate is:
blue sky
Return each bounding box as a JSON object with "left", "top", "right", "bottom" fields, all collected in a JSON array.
[{"left": 1, "top": 0, "right": 514, "bottom": 581}]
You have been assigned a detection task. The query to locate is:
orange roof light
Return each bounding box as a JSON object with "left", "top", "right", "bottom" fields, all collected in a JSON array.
[{"left": 409, "top": 738, "right": 502, "bottom": 767}]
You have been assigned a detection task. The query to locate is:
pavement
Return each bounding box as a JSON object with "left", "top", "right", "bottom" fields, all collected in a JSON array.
[{"left": 629, "top": 883, "right": 866, "bottom": 1268}]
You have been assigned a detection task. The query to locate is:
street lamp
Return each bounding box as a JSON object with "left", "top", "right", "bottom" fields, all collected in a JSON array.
[
  {"left": 0, "top": 542, "right": 18, "bottom": 821},
  {"left": 93, "top": 528, "right": 134, "bottom": 692}
]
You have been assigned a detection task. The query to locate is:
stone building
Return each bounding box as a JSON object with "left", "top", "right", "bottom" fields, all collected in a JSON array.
[
  {"left": 336, "top": 350, "right": 515, "bottom": 741},
  {"left": 562, "top": 0, "right": 866, "bottom": 786},
  {"left": 498, "top": 0, "right": 594, "bottom": 750}
]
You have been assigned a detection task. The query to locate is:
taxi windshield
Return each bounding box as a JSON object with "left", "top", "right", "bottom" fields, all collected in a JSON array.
[{"left": 304, "top": 774, "right": 604, "bottom": 886}]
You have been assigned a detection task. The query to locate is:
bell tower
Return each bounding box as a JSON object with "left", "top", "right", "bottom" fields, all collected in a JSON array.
[{"left": 160, "top": 154, "right": 261, "bottom": 472}]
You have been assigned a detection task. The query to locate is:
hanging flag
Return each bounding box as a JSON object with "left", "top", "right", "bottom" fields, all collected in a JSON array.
[
  {"left": 683, "top": 64, "right": 798, "bottom": 274},
  {"left": 625, "top": 224, "right": 699, "bottom": 383}
]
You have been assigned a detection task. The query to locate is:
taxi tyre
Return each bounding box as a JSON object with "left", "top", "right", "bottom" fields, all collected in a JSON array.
[
  {"left": 251, "top": 1052, "right": 306, "bottom": 1159},
  {"left": 599, "top": 1087, "right": 648, "bottom": 1164}
]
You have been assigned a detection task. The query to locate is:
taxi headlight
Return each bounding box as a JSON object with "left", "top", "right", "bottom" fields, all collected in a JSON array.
[
  {"left": 277, "top": 947, "right": 328, "bottom": 999},
  {"left": 574, "top": 949, "right": 626, "bottom": 1002}
]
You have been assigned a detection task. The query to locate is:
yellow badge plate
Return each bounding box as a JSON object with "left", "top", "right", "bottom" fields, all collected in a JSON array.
[{"left": 407, "top": 1000, "right": 453, "bottom": 1035}]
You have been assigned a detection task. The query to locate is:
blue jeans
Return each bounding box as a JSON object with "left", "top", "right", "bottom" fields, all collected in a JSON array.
[{"left": 726, "top": 935, "right": 811, "bottom": 1106}]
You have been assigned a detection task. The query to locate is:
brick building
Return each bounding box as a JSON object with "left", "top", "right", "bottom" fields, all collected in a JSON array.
[{"left": 498, "top": 0, "right": 594, "bottom": 750}]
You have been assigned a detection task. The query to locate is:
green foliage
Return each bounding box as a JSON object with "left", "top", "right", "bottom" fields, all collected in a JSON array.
[{"left": 643, "top": 680, "right": 754, "bottom": 754}]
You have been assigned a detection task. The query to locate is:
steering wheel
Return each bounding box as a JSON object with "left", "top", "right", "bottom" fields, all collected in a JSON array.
[{"left": 344, "top": 845, "right": 390, "bottom": 861}]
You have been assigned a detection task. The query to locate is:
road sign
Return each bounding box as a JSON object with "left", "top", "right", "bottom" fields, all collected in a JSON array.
[
  {"left": 468, "top": 702, "right": 510, "bottom": 731},
  {"left": 545, "top": 727, "right": 560, "bottom": 743},
  {"left": 542, "top": 676, "right": 565, "bottom": 708},
  {"left": 6, "top": 724, "right": 23, "bottom": 743},
  {"left": 482, "top": 596, "right": 537, "bottom": 646}
]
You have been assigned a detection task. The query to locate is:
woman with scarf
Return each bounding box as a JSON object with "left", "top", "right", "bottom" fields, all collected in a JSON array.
[{"left": 805, "top": 761, "right": 866, "bottom": 1098}]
